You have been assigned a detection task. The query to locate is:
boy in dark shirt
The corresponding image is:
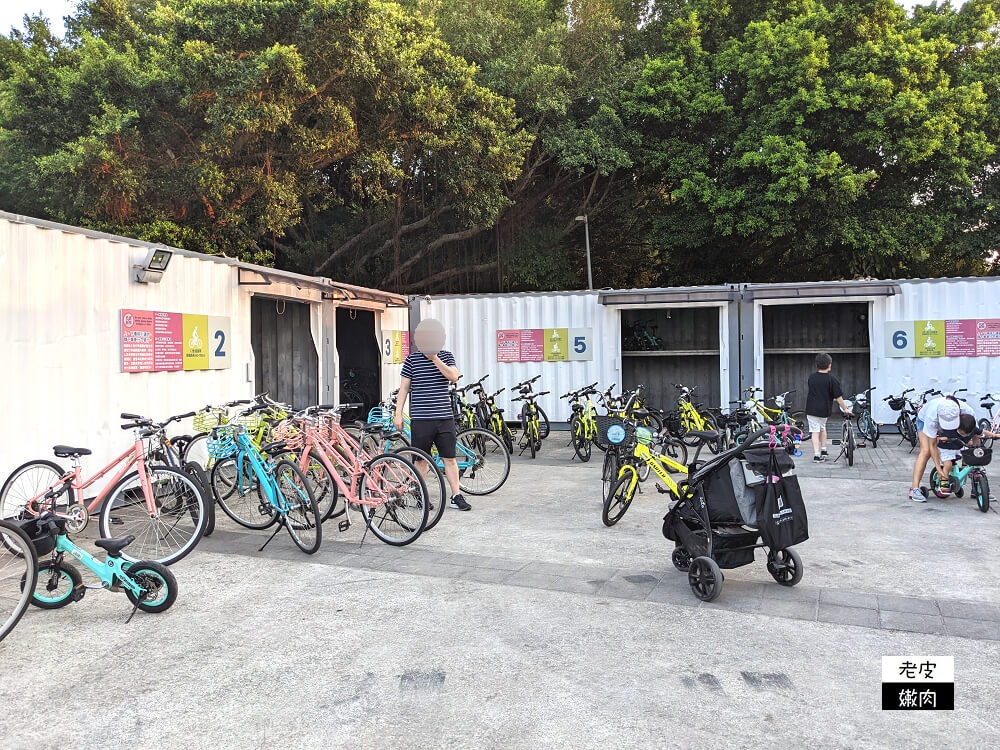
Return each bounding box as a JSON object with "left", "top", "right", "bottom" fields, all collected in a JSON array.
[{"left": 805, "top": 352, "right": 852, "bottom": 462}]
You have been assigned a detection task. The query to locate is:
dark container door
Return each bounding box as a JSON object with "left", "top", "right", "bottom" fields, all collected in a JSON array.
[{"left": 251, "top": 296, "right": 318, "bottom": 408}]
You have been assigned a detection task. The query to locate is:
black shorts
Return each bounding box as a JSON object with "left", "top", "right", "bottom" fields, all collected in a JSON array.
[{"left": 410, "top": 418, "right": 457, "bottom": 459}]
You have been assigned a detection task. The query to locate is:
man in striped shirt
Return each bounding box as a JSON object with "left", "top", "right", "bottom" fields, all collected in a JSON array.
[{"left": 395, "top": 319, "right": 471, "bottom": 511}]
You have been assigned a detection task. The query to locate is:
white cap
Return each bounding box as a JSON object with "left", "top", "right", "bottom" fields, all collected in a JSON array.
[{"left": 938, "top": 400, "right": 961, "bottom": 430}]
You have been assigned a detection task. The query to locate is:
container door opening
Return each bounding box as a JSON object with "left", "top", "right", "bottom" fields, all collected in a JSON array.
[
  {"left": 336, "top": 308, "right": 380, "bottom": 417},
  {"left": 251, "top": 297, "right": 319, "bottom": 408},
  {"left": 762, "top": 302, "right": 870, "bottom": 423},
  {"left": 621, "top": 307, "right": 722, "bottom": 410}
]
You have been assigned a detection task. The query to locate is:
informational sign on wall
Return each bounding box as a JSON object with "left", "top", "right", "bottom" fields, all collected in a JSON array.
[
  {"left": 121, "top": 309, "right": 230, "bottom": 372},
  {"left": 886, "top": 319, "right": 1000, "bottom": 358},
  {"left": 495, "top": 328, "right": 592, "bottom": 362},
  {"left": 382, "top": 330, "right": 410, "bottom": 363}
]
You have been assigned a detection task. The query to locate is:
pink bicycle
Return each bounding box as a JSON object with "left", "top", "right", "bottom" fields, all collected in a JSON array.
[
  {"left": 271, "top": 405, "right": 429, "bottom": 545},
  {"left": 0, "top": 414, "right": 207, "bottom": 565}
]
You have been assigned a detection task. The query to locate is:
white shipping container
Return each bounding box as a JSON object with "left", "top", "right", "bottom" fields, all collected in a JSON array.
[{"left": 416, "top": 292, "right": 619, "bottom": 424}]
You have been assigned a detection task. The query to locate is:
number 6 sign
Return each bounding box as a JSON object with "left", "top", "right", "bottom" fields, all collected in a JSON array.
[{"left": 885, "top": 322, "right": 914, "bottom": 357}]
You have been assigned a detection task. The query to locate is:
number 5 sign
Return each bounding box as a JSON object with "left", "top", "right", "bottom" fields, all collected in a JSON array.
[
  {"left": 568, "top": 328, "right": 593, "bottom": 361},
  {"left": 885, "top": 321, "right": 914, "bottom": 357}
]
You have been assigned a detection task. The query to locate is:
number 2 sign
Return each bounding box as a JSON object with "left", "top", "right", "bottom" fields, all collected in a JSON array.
[{"left": 208, "top": 316, "right": 231, "bottom": 369}]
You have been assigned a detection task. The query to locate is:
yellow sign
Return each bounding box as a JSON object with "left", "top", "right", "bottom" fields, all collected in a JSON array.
[
  {"left": 544, "top": 328, "right": 568, "bottom": 361},
  {"left": 392, "top": 330, "right": 403, "bottom": 364},
  {"left": 915, "top": 320, "right": 945, "bottom": 358},
  {"left": 183, "top": 314, "right": 209, "bottom": 370}
]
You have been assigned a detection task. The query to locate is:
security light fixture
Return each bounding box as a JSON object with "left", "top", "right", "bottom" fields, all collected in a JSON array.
[{"left": 133, "top": 247, "right": 173, "bottom": 283}]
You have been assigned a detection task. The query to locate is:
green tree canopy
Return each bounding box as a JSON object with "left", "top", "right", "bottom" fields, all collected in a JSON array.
[{"left": 0, "top": 0, "right": 996, "bottom": 290}]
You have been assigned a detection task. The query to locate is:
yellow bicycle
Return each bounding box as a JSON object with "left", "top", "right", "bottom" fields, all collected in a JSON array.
[
  {"left": 603, "top": 418, "right": 708, "bottom": 527},
  {"left": 673, "top": 384, "right": 721, "bottom": 453},
  {"left": 562, "top": 383, "right": 600, "bottom": 462}
]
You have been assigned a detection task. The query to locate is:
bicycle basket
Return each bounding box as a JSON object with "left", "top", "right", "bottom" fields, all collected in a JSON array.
[
  {"left": 207, "top": 425, "right": 238, "bottom": 459},
  {"left": 596, "top": 416, "right": 635, "bottom": 447},
  {"left": 270, "top": 420, "right": 305, "bottom": 451},
  {"left": 367, "top": 406, "right": 393, "bottom": 429},
  {"left": 193, "top": 407, "right": 228, "bottom": 433},
  {"left": 15, "top": 516, "right": 66, "bottom": 557},
  {"left": 234, "top": 411, "right": 262, "bottom": 431},
  {"left": 961, "top": 446, "right": 992, "bottom": 467},
  {"left": 888, "top": 397, "right": 906, "bottom": 411}
]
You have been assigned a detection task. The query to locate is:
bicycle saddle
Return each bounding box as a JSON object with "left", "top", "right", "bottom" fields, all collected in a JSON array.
[
  {"left": 53, "top": 445, "right": 91, "bottom": 458},
  {"left": 258, "top": 441, "right": 286, "bottom": 454},
  {"left": 94, "top": 536, "right": 135, "bottom": 557},
  {"left": 686, "top": 430, "right": 719, "bottom": 442}
]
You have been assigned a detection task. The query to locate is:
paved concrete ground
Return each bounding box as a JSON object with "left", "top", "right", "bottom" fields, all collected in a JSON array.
[{"left": 1, "top": 435, "right": 998, "bottom": 748}]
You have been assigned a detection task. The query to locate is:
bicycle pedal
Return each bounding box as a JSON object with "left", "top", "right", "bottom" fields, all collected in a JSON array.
[
  {"left": 338, "top": 519, "right": 351, "bottom": 532},
  {"left": 655, "top": 483, "right": 671, "bottom": 494}
]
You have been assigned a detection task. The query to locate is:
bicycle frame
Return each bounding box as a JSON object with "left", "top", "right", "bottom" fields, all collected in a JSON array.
[
  {"left": 50, "top": 534, "right": 145, "bottom": 597},
  {"left": 25, "top": 437, "right": 154, "bottom": 518},
  {"left": 617, "top": 441, "right": 688, "bottom": 495},
  {"left": 367, "top": 407, "right": 479, "bottom": 470},
  {"left": 296, "top": 420, "right": 406, "bottom": 509}
]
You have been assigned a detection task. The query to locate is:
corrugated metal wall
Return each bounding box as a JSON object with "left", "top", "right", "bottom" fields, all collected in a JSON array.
[
  {"left": 0, "top": 217, "right": 362, "bottom": 471},
  {"left": 871, "top": 279, "right": 1000, "bottom": 424},
  {"left": 0, "top": 218, "right": 252, "bottom": 470},
  {"left": 416, "top": 293, "right": 619, "bottom": 423}
]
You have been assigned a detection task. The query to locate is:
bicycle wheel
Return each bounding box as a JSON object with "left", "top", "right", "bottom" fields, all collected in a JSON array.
[
  {"left": 297, "top": 449, "right": 340, "bottom": 522},
  {"left": 122, "top": 561, "right": 178, "bottom": 612},
  {"left": 703, "top": 414, "right": 722, "bottom": 454},
  {"left": 570, "top": 416, "right": 591, "bottom": 462},
  {"left": 358, "top": 455, "right": 428, "bottom": 546},
  {"left": 842, "top": 423, "right": 855, "bottom": 467},
  {"left": 212, "top": 457, "right": 277, "bottom": 529},
  {"left": 183, "top": 461, "right": 214, "bottom": 537},
  {"left": 455, "top": 428, "right": 511, "bottom": 495},
  {"left": 602, "top": 450, "right": 620, "bottom": 500},
  {"left": 1, "top": 460, "right": 74, "bottom": 520},
  {"left": 973, "top": 472, "right": 990, "bottom": 512},
  {"left": 978, "top": 419, "right": 994, "bottom": 450},
  {"left": 0, "top": 520, "right": 36, "bottom": 642},
  {"left": 391, "top": 446, "right": 447, "bottom": 531},
  {"left": 30, "top": 560, "right": 82, "bottom": 609},
  {"left": 660, "top": 438, "right": 688, "bottom": 470},
  {"left": 181, "top": 432, "right": 215, "bottom": 471},
  {"left": 537, "top": 407, "right": 550, "bottom": 440},
  {"left": 99, "top": 466, "right": 206, "bottom": 566},
  {"left": 603, "top": 474, "right": 636, "bottom": 527},
  {"left": 273, "top": 460, "right": 322, "bottom": 554}
]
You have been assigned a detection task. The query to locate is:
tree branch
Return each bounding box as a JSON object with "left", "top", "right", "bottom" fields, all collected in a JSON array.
[
  {"left": 355, "top": 204, "right": 452, "bottom": 268},
  {"left": 314, "top": 217, "right": 393, "bottom": 274},
  {"left": 403, "top": 261, "right": 498, "bottom": 292}
]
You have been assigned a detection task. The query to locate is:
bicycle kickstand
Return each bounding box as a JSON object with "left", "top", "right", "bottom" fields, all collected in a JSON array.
[{"left": 258, "top": 519, "right": 285, "bottom": 552}]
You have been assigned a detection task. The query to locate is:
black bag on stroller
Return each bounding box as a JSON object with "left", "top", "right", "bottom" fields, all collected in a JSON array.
[
  {"left": 662, "top": 431, "right": 808, "bottom": 602},
  {"left": 744, "top": 446, "right": 808, "bottom": 549}
]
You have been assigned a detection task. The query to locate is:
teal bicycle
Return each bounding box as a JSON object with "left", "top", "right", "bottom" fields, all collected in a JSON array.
[
  {"left": 365, "top": 391, "right": 511, "bottom": 495},
  {"left": 928, "top": 445, "right": 991, "bottom": 513},
  {"left": 19, "top": 513, "right": 176, "bottom": 620},
  {"left": 209, "top": 406, "right": 322, "bottom": 553}
]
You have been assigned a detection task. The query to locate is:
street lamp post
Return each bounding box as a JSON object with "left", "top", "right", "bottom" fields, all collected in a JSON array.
[{"left": 575, "top": 214, "right": 593, "bottom": 290}]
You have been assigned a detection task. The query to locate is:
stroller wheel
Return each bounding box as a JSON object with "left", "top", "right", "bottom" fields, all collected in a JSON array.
[
  {"left": 767, "top": 548, "right": 803, "bottom": 587},
  {"left": 671, "top": 547, "right": 691, "bottom": 572},
  {"left": 688, "top": 556, "right": 722, "bottom": 602}
]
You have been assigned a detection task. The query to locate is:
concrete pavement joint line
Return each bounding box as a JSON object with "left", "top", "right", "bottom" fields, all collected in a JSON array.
[{"left": 202, "top": 528, "right": 1000, "bottom": 639}]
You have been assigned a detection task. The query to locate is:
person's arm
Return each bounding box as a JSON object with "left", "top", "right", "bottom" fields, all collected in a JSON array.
[
  {"left": 395, "top": 377, "right": 411, "bottom": 431},
  {"left": 430, "top": 352, "right": 460, "bottom": 383}
]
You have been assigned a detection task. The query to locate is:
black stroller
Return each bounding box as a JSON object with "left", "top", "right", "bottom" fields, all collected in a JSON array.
[{"left": 663, "top": 426, "right": 809, "bottom": 601}]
